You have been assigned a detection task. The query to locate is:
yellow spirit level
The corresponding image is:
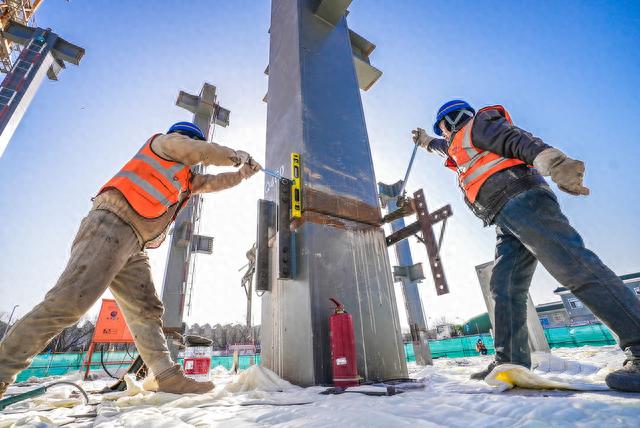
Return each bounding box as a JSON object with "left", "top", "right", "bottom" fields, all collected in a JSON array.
[{"left": 291, "top": 152, "right": 302, "bottom": 218}]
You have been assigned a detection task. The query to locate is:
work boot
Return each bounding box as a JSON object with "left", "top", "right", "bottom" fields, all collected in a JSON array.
[
  {"left": 154, "top": 364, "right": 214, "bottom": 394},
  {"left": 605, "top": 357, "right": 640, "bottom": 393},
  {"left": 0, "top": 381, "right": 8, "bottom": 399},
  {"left": 470, "top": 361, "right": 497, "bottom": 380}
]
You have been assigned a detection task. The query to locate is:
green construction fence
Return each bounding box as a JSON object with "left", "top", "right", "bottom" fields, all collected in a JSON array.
[{"left": 15, "top": 324, "right": 616, "bottom": 381}]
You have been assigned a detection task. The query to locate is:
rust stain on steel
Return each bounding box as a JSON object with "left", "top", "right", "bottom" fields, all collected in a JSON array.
[
  {"left": 292, "top": 211, "right": 378, "bottom": 232},
  {"left": 414, "top": 189, "right": 451, "bottom": 295},
  {"left": 380, "top": 198, "right": 417, "bottom": 224},
  {"left": 303, "top": 186, "right": 382, "bottom": 226}
]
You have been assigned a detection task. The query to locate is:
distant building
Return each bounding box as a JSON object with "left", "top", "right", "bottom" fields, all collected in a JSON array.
[
  {"left": 536, "top": 301, "right": 569, "bottom": 328},
  {"left": 554, "top": 272, "right": 640, "bottom": 326},
  {"left": 228, "top": 344, "right": 256, "bottom": 355},
  {"left": 462, "top": 313, "right": 492, "bottom": 335},
  {"left": 435, "top": 324, "right": 455, "bottom": 340}
]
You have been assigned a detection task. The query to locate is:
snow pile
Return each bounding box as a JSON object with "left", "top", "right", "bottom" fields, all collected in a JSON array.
[
  {"left": 1, "top": 346, "right": 639, "bottom": 427},
  {"left": 224, "top": 365, "right": 296, "bottom": 394},
  {"left": 210, "top": 365, "right": 230, "bottom": 377}
]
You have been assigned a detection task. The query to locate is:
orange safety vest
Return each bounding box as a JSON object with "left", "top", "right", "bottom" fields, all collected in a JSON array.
[
  {"left": 445, "top": 105, "right": 525, "bottom": 203},
  {"left": 99, "top": 135, "right": 193, "bottom": 219}
]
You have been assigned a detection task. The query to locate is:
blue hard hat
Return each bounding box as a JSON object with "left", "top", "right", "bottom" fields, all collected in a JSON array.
[
  {"left": 433, "top": 100, "right": 476, "bottom": 136},
  {"left": 167, "top": 121, "right": 206, "bottom": 141}
]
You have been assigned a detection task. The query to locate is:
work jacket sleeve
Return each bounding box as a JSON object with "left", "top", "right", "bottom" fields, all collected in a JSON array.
[
  {"left": 426, "top": 138, "right": 450, "bottom": 158},
  {"left": 471, "top": 110, "right": 551, "bottom": 165},
  {"left": 152, "top": 133, "right": 239, "bottom": 167},
  {"left": 191, "top": 171, "right": 244, "bottom": 194}
]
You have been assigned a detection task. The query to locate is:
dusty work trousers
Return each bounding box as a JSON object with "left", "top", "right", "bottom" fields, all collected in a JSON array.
[
  {"left": 490, "top": 187, "right": 640, "bottom": 368},
  {"left": 0, "top": 210, "right": 174, "bottom": 384}
]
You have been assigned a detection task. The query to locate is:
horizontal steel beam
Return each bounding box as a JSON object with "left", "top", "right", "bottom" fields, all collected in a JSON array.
[{"left": 385, "top": 221, "right": 420, "bottom": 247}]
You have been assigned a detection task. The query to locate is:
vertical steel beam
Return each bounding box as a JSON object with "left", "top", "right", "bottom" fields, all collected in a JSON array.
[
  {"left": 476, "top": 261, "right": 550, "bottom": 352},
  {"left": 160, "top": 83, "right": 227, "bottom": 359},
  {"left": 261, "top": 0, "right": 407, "bottom": 386},
  {"left": 379, "top": 181, "right": 432, "bottom": 365}
]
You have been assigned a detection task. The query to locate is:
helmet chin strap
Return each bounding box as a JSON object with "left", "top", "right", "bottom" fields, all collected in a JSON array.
[{"left": 444, "top": 109, "right": 474, "bottom": 133}]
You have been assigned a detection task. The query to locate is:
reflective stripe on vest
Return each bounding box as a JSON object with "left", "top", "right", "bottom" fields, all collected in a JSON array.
[
  {"left": 98, "top": 135, "right": 192, "bottom": 218},
  {"left": 132, "top": 153, "right": 184, "bottom": 193},
  {"left": 113, "top": 170, "right": 174, "bottom": 208},
  {"left": 447, "top": 106, "right": 525, "bottom": 203}
]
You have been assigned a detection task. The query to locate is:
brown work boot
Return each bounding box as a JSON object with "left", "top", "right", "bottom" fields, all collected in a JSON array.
[
  {"left": 154, "top": 364, "right": 214, "bottom": 394},
  {"left": 470, "top": 361, "right": 498, "bottom": 380},
  {"left": 605, "top": 357, "right": 640, "bottom": 393},
  {"left": 0, "top": 381, "right": 8, "bottom": 399}
]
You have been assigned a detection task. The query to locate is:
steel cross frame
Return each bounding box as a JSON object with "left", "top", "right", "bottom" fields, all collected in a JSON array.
[
  {"left": 385, "top": 189, "right": 452, "bottom": 295},
  {"left": 160, "top": 83, "right": 228, "bottom": 360}
]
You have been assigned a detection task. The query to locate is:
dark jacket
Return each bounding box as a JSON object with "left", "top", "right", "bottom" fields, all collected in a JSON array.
[{"left": 428, "top": 108, "right": 553, "bottom": 225}]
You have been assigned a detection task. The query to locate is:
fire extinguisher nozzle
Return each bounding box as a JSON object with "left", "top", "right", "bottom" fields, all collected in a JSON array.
[{"left": 329, "top": 297, "right": 345, "bottom": 313}]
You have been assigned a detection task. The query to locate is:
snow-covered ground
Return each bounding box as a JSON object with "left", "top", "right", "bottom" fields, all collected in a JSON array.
[{"left": 1, "top": 346, "right": 639, "bottom": 427}]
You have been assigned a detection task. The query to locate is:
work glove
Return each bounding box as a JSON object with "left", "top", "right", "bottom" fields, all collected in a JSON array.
[
  {"left": 239, "top": 158, "right": 262, "bottom": 179},
  {"left": 412, "top": 127, "right": 436, "bottom": 149},
  {"left": 230, "top": 150, "right": 252, "bottom": 167},
  {"left": 533, "top": 148, "right": 590, "bottom": 196}
]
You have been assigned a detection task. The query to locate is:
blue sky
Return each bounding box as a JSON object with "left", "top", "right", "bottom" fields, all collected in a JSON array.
[{"left": 0, "top": 1, "right": 638, "bottom": 329}]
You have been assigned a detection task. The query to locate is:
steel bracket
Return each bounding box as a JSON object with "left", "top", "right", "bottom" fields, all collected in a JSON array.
[
  {"left": 384, "top": 188, "right": 452, "bottom": 295},
  {"left": 278, "top": 178, "right": 294, "bottom": 279}
]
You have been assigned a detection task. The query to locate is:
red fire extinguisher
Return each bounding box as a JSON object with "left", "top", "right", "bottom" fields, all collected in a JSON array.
[{"left": 329, "top": 298, "right": 359, "bottom": 387}]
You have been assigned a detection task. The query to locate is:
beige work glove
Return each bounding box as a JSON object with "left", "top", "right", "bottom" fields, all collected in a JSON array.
[
  {"left": 239, "top": 158, "right": 262, "bottom": 179},
  {"left": 533, "top": 148, "right": 590, "bottom": 196},
  {"left": 412, "top": 127, "right": 436, "bottom": 148},
  {"left": 230, "top": 150, "right": 252, "bottom": 167}
]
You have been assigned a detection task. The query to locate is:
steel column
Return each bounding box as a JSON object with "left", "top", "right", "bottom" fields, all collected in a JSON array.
[
  {"left": 160, "top": 83, "right": 227, "bottom": 359},
  {"left": 379, "top": 181, "right": 432, "bottom": 365},
  {"left": 475, "top": 261, "right": 550, "bottom": 352},
  {"left": 260, "top": 0, "right": 407, "bottom": 385}
]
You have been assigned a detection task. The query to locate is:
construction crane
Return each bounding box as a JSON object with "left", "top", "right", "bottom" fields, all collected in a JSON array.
[
  {"left": 0, "top": 0, "right": 84, "bottom": 157},
  {"left": 0, "top": 0, "right": 44, "bottom": 74}
]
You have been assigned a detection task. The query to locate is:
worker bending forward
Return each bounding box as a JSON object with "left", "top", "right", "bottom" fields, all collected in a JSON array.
[
  {"left": 413, "top": 100, "right": 640, "bottom": 392},
  {"left": 0, "top": 122, "right": 261, "bottom": 397}
]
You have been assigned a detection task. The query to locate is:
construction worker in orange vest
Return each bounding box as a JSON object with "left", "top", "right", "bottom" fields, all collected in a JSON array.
[
  {"left": 0, "top": 122, "right": 261, "bottom": 397},
  {"left": 413, "top": 100, "right": 640, "bottom": 392}
]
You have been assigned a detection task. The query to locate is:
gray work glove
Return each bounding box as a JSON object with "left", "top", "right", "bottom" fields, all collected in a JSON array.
[
  {"left": 533, "top": 148, "right": 590, "bottom": 196},
  {"left": 412, "top": 127, "right": 436, "bottom": 148},
  {"left": 231, "top": 150, "right": 252, "bottom": 167},
  {"left": 240, "top": 158, "right": 262, "bottom": 179}
]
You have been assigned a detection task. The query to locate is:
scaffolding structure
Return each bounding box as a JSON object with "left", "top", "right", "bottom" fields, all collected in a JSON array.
[{"left": 0, "top": 0, "right": 44, "bottom": 74}]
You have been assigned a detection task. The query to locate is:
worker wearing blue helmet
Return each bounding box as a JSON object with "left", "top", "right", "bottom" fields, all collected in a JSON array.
[
  {"left": 0, "top": 120, "right": 261, "bottom": 398},
  {"left": 167, "top": 121, "right": 208, "bottom": 140},
  {"left": 411, "top": 101, "right": 640, "bottom": 392}
]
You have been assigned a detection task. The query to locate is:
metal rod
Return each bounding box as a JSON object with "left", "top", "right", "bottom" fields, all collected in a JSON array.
[
  {"left": 262, "top": 167, "right": 282, "bottom": 179},
  {"left": 435, "top": 217, "right": 448, "bottom": 260},
  {"left": 396, "top": 143, "right": 419, "bottom": 199},
  {"left": 1, "top": 304, "right": 18, "bottom": 341}
]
